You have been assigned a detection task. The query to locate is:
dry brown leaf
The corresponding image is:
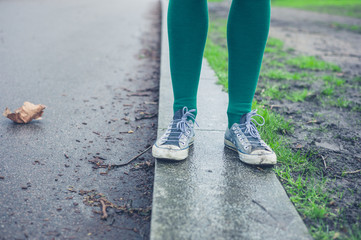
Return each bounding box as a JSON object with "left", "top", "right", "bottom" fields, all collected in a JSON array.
[
  {"left": 3, "top": 101, "right": 46, "bottom": 123},
  {"left": 294, "top": 143, "right": 303, "bottom": 149}
]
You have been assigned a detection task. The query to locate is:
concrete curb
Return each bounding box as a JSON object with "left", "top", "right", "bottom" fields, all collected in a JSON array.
[{"left": 150, "top": 0, "right": 312, "bottom": 239}]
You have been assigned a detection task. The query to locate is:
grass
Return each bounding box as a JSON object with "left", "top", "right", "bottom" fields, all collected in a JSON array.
[
  {"left": 254, "top": 104, "right": 336, "bottom": 238},
  {"left": 205, "top": 17, "right": 357, "bottom": 239},
  {"left": 261, "top": 84, "right": 287, "bottom": 100},
  {"left": 204, "top": 40, "right": 229, "bottom": 90},
  {"left": 266, "top": 38, "right": 284, "bottom": 48},
  {"left": 322, "top": 75, "right": 345, "bottom": 86},
  {"left": 267, "top": 60, "right": 286, "bottom": 68},
  {"left": 331, "top": 22, "right": 361, "bottom": 34},
  {"left": 322, "top": 83, "right": 334, "bottom": 96},
  {"left": 326, "top": 97, "right": 352, "bottom": 108},
  {"left": 352, "top": 76, "right": 361, "bottom": 83},
  {"left": 261, "top": 84, "right": 309, "bottom": 102},
  {"left": 286, "top": 89, "right": 309, "bottom": 102},
  {"left": 271, "top": 0, "right": 361, "bottom": 19},
  {"left": 272, "top": 0, "right": 361, "bottom": 7},
  {"left": 287, "top": 56, "right": 341, "bottom": 71},
  {"left": 261, "top": 69, "right": 301, "bottom": 81}
]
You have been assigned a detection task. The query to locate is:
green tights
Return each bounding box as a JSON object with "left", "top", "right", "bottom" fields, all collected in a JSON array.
[{"left": 168, "top": 0, "right": 270, "bottom": 128}]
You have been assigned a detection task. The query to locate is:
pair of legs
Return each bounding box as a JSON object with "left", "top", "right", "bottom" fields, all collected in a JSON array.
[
  {"left": 152, "top": 0, "right": 276, "bottom": 164},
  {"left": 169, "top": 0, "right": 270, "bottom": 128}
]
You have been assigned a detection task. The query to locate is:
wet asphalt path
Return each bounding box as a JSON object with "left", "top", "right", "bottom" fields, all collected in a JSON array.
[{"left": 0, "top": 0, "right": 160, "bottom": 239}]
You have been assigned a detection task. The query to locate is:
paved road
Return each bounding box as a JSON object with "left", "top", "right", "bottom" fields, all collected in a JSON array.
[{"left": 0, "top": 0, "right": 160, "bottom": 239}]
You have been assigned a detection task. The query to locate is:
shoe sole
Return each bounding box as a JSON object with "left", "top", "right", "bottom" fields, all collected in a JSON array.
[
  {"left": 224, "top": 139, "right": 277, "bottom": 165},
  {"left": 152, "top": 138, "right": 194, "bottom": 161}
]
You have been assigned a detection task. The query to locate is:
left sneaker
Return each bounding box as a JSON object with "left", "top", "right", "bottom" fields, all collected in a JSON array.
[
  {"left": 224, "top": 110, "right": 277, "bottom": 165},
  {"left": 152, "top": 107, "right": 197, "bottom": 161}
]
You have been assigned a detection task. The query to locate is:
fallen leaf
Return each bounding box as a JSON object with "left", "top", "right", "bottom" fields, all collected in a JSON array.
[
  {"left": 135, "top": 113, "right": 157, "bottom": 120},
  {"left": 332, "top": 232, "right": 340, "bottom": 239},
  {"left": 3, "top": 101, "right": 46, "bottom": 123},
  {"left": 68, "top": 188, "right": 77, "bottom": 193},
  {"left": 144, "top": 101, "right": 157, "bottom": 105}
]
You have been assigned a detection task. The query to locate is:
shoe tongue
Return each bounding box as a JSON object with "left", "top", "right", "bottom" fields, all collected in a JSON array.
[
  {"left": 164, "top": 109, "right": 183, "bottom": 146},
  {"left": 239, "top": 113, "right": 248, "bottom": 124},
  {"left": 239, "top": 112, "right": 265, "bottom": 151},
  {"left": 173, "top": 109, "right": 183, "bottom": 120}
]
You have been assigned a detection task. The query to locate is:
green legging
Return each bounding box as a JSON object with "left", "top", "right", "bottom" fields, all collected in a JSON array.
[{"left": 168, "top": 0, "right": 270, "bottom": 128}]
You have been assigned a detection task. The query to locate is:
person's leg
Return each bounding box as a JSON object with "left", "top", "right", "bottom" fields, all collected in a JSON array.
[
  {"left": 227, "top": 0, "right": 270, "bottom": 128},
  {"left": 168, "top": 0, "right": 208, "bottom": 116},
  {"left": 152, "top": 0, "right": 208, "bottom": 161},
  {"left": 224, "top": 0, "right": 276, "bottom": 165}
]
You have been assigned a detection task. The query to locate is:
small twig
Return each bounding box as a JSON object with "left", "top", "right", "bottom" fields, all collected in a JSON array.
[
  {"left": 108, "top": 146, "right": 152, "bottom": 169},
  {"left": 270, "top": 105, "right": 281, "bottom": 110},
  {"left": 342, "top": 169, "right": 361, "bottom": 175},
  {"left": 111, "top": 226, "right": 138, "bottom": 232},
  {"left": 263, "top": 103, "right": 280, "bottom": 109},
  {"left": 321, "top": 155, "right": 327, "bottom": 170},
  {"left": 127, "top": 92, "right": 150, "bottom": 97},
  {"left": 306, "top": 119, "right": 318, "bottom": 124},
  {"left": 100, "top": 199, "right": 108, "bottom": 220}
]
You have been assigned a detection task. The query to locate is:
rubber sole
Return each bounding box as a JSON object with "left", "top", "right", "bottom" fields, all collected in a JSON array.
[
  {"left": 224, "top": 139, "right": 277, "bottom": 165},
  {"left": 152, "top": 138, "right": 194, "bottom": 161}
]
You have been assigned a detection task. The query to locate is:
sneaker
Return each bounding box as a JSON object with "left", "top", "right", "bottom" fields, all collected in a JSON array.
[
  {"left": 152, "top": 107, "right": 197, "bottom": 161},
  {"left": 224, "top": 109, "right": 277, "bottom": 165}
]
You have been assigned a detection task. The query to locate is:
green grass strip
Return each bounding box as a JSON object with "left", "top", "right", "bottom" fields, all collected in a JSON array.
[
  {"left": 271, "top": 0, "right": 361, "bottom": 19},
  {"left": 331, "top": 22, "right": 361, "bottom": 34},
  {"left": 286, "top": 56, "right": 341, "bottom": 71},
  {"left": 203, "top": 19, "right": 352, "bottom": 239},
  {"left": 261, "top": 69, "right": 301, "bottom": 81}
]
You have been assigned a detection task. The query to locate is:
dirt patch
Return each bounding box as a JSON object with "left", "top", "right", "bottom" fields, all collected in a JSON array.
[
  {"left": 209, "top": 2, "right": 361, "bottom": 76},
  {"left": 208, "top": 2, "right": 361, "bottom": 237}
]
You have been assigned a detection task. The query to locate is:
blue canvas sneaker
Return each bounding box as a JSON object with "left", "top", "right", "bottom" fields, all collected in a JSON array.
[
  {"left": 224, "top": 110, "right": 277, "bottom": 165},
  {"left": 152, "top": 107, "right": 197, "bottom": 161}
]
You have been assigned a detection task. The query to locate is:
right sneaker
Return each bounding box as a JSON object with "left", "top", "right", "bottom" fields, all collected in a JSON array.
[
  {"left": 152, "top": 107, "right": 197, "bottom": 161},
  {"left": 224, "top": 110, "right": 277, "bottom": 165}
]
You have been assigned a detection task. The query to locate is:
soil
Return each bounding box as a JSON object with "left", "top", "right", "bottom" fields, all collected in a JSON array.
[{"left": 208, "top": 1, "right": 361, "bottom": 236}]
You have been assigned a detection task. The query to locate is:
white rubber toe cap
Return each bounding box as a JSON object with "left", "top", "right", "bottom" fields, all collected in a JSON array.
[{"left": 152, "top": 144, "right": 189, "bottom": 161}]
